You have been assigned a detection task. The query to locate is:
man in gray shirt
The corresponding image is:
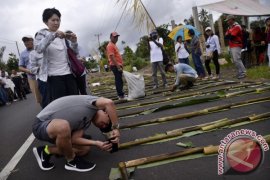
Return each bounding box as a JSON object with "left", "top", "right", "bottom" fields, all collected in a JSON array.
[
  {"left": 165, "top": 63, "right": 198, "bottom": 92},
  {"left": 32, "top": 95, "right": 120, "bottom": 172}
]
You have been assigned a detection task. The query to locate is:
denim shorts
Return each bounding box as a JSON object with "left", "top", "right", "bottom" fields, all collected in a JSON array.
[{"left": 32, "top": 118, "right": 55, "bottom": 144}]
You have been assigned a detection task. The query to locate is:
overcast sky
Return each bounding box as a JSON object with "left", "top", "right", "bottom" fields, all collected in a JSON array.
[{"left": 0, "top": 0, "right": 223, "bottom": 61}]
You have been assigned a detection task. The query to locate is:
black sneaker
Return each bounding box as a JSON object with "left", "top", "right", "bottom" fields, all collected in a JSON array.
[
  {"left": 65, "top": 157, "right": 96, "bottom": 172},
  {"left": 33, "top": 146, "right": 55, "bottom": 171}
]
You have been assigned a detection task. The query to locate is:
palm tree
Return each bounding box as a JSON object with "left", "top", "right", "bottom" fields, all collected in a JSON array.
[
  {"left": 117, "top": 0, "right": 156, "bottom": 31},
  {"left": 198, "top": 8, "right": 210, "bottom": 30}
]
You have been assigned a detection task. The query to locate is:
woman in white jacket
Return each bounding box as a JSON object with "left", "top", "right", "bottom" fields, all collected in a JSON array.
[
  {"left": 34, "top": 8, "right": 79, "bottom": 103},
  {"left": 205, "top": 27, "right": 221, "bottom": 79}
]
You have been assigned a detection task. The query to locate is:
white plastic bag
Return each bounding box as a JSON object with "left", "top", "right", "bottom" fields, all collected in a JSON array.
[{"left": 123, "top": 71, "right": 145, "bottom": 100}]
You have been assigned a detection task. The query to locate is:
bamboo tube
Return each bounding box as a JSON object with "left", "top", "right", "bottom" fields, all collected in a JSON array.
[
  {"left": 124, "top": 147, "right": 204, "bottom": 168},
  {"left": 203, "top": 145, "right": 219, "bottom": 155},
  {"left": 119, "top": 130, "right": 183, "bottom": 149},
  {"left": 256, "top": 86, "right": 270, "bottom": 93},
  {"left": 201, "top": 118, "right": 230, "bottom": 131},
  {"left": 118, "top": 162, "right": 129, "bottom": 180},
  {"left": 249, "top": 112, "right": 270, "bottom": 121},
  {"left": 120, "top": 97, "right": 270, "bottom": 129},
  {"left": 225, "top": 89, "right": 255, "bottom": 98}
]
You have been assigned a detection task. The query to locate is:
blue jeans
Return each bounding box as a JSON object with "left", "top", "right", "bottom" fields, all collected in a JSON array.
[
  {"left": 178, "top": 58, "right": 190, "bottom": 65},
  {"left": 110, "top": 66, "right": 124, "bottom": 97},
  {"left": 192, "top": 53, "right": 205, "bottom": 77},
  {"left": 38, "top": 79, "right": 49, "bottom": 109},
  {"left": 0, "top": 86, "right": 8, "bottom": 105}
]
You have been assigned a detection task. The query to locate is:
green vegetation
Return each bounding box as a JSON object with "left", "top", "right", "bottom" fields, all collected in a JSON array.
[{"left": 247, "top": 65, "right": 270, "bottom": 79}]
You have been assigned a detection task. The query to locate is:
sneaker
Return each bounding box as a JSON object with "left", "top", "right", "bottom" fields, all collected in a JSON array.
[
  {"left": 118, "top": 95, "right": 128, "bottom": 100},
  {"left": 33, "top": 146, "right": 54, "bottom": 171},
  {"left": 237, "top": 74, "right": 246, "bottom": 79},
  {"left": 65, "top": 157, "right": 96, "bottom": 172}
]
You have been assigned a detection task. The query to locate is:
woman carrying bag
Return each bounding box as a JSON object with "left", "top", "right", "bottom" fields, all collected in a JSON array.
[{"left": 205, "top": 27, "right": 221, "bottom": 79}]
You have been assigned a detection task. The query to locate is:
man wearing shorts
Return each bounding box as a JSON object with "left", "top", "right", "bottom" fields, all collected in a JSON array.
[{"left": 32, "top": 95, "right": 120, "bottom": 172}]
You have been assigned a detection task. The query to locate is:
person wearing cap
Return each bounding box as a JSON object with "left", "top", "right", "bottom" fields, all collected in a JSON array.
[
  {"left": 32, "top": 95, "right": 120, "bottom": 172},
  {"left": 106, "top": 32, "right": 126, "bottom": 100},
  {"left": 264, "top": 17, "right": 270, "bottom": 67},
  {"left": 225, "top": 15, "right": 247, "bottom": 79},
  {"left": 165, "top": 63, "right": 198, "bottom": 91},
  {"left": 148, "top": 30, "right": 168, "bottom": 89},
  {"left": 19, "top": 35, "right": 42, "bottom": 105},
  {"left": 34, "top": 8, "right": 79, "bottom": 103},
  {"left": 204, "top": 27, "right": 221, "bottom": 79}
]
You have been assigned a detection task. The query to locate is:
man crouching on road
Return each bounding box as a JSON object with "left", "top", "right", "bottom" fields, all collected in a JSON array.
[
  {"left": 32, "top": 95, "right": 120, "bottom": 172},
  {"left": 165, "top": 63, "right": 198, "bottom": 92}
]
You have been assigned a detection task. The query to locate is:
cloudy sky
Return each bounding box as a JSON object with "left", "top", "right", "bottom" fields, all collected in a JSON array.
[{"left": 0, "top": 0, "right": 223, "bottom": 61}]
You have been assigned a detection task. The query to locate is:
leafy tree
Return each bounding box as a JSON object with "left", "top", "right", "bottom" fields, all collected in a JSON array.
[
  {"left": 6, "top": 53, "right": 18, "bottom": 73},
  {"left": 250, "top": 19, "right": 265, "bottom": 30},
  {"left": 0, "top": 61, "right": 6, "bottom": 71},
  {"left": 123, "top": 46, "right": 134, "bottom": 66},
  {"left": 198, "top": 9, "right": 210, "bottom": 30},
  {"left": 135, "top": 35, "right": 150, "bottom": 59},
  {"left": 189, "top": 16, "right": 195, "bottom": 26},
  {"left": 84, "top": 59, "right": 98, "bottom": 70},
  {"left": 156, "top": 24, "right": 175, "bottom": 60},
  {"left": 98, "top": 41, "right": 109, "bottom": 59}
]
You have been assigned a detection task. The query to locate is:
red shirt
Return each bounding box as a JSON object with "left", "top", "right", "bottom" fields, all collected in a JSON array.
[
  {"left": 106, "top": 42, "right": 123, "bottom": 66},
  {"left": 226, "top": 23, "right": 243, "bottom": 48}
]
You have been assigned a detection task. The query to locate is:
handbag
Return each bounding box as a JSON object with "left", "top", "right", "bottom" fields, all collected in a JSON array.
[{"left": 65, "top": 40, "right": 85, "bottom": 77}]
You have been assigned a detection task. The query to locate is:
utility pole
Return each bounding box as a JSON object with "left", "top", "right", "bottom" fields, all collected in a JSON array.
[
  {"left": 94, "top": 33, "right": 102, "bottom": 49},
  {"left": 15, "top": 41, "right": 20, "bottom": 57}
]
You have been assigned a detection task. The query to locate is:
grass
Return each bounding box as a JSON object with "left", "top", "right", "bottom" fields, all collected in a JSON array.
[{"left": 247, "top": 65, "right": 270, "bottom": 79}]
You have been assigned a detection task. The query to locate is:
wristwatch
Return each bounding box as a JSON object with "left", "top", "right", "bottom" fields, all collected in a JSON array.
[{"left": 112, "top": 123, "right": 120, "bottom": 130}]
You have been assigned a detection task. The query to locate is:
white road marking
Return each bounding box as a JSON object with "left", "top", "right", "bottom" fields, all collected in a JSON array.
[{"left": 0, "top": 133, "right": 35, "bottom": 180}]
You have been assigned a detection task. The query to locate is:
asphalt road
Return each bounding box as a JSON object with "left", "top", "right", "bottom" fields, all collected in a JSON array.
[{"left": 0, "top": 80, "right": 269, "bottom": 180}]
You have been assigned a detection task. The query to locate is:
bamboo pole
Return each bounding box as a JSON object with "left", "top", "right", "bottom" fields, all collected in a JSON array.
[
  {"left": 118, "top": 162, "right": 129, "bottom": 180},
  {"left": 119, "top": 130, "right": 183, "bottom": 149},
  {"left": 120, "top": 96, "right": 270, "bottom": 129},
  {"left": 118, "top": 85, "right": 270, "bottom": 118},
  {"left": 118, "top": 134, "right": 270, "bottom": 179},
  {"left": 203, "top": 145, "right": 219, "bottom": 155},
  {"left": 249, "top": 112, "right": 270, "bottom": 121},
  {"left": 124, "top": 147, "right": 204, "bottom": 168}
]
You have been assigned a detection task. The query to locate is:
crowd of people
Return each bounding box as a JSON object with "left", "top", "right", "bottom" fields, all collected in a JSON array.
[{"left": 1, "top": 7, "right": 270, "bottom": 173}]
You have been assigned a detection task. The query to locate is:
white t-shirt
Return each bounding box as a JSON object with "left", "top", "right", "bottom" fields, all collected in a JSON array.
[
  {"left": 149, "top": 37, "right": 163, "bottom": 63},
  {"left": 175, "top": 42, "right": 189, "bottom": 59},
  {"left": 47, "top": 38, "right": 71, "bottom": 76}
]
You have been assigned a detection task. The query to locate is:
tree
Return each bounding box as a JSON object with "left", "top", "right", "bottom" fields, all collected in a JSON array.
[
  {"left": 6, "top": 53, "right": 18, "bottom": 73},
  {"left": 156, "top": 24, "right": 175, "bottom": 60},
  {"left": 135, "top": 35, "right": 150, "bottom": 59},
  {"left": 123, "top": 46, "right": 134, "bottom": 66},
  {"left": 117, "top": 0, "right": 156, "bottom": 31},
  {"left": 0, "top": 61, "right": 6, "bottom": 71},
  {"left": 198, "top": 8, "right": 210, "bottom": 30},
  {"left": 98, "top": 41, "right": 109, "bottom": 59}
]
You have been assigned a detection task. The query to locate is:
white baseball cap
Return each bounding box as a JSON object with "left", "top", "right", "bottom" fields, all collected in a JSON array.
[{"left": 205, "top": 27, "right": 212, "bottom": 32}]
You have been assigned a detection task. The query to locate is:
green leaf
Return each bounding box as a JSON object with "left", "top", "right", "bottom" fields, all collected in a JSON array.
[
  {"left": 137, "top": 153, "right": 216, "bottom": 169},
  {"left": 176, "top": 141, "right": 194, "bottom": 148},
  {"left": 109, "top": 167, "right": 135, "bottom": 180}
]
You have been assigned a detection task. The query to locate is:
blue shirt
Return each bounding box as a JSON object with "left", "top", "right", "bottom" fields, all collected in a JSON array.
[
  {"left": 174, "top": 63, "right": 198, "bottom": 85},
  {"left": 19, "top": 49, "right": 36, "bottom": 79}
]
